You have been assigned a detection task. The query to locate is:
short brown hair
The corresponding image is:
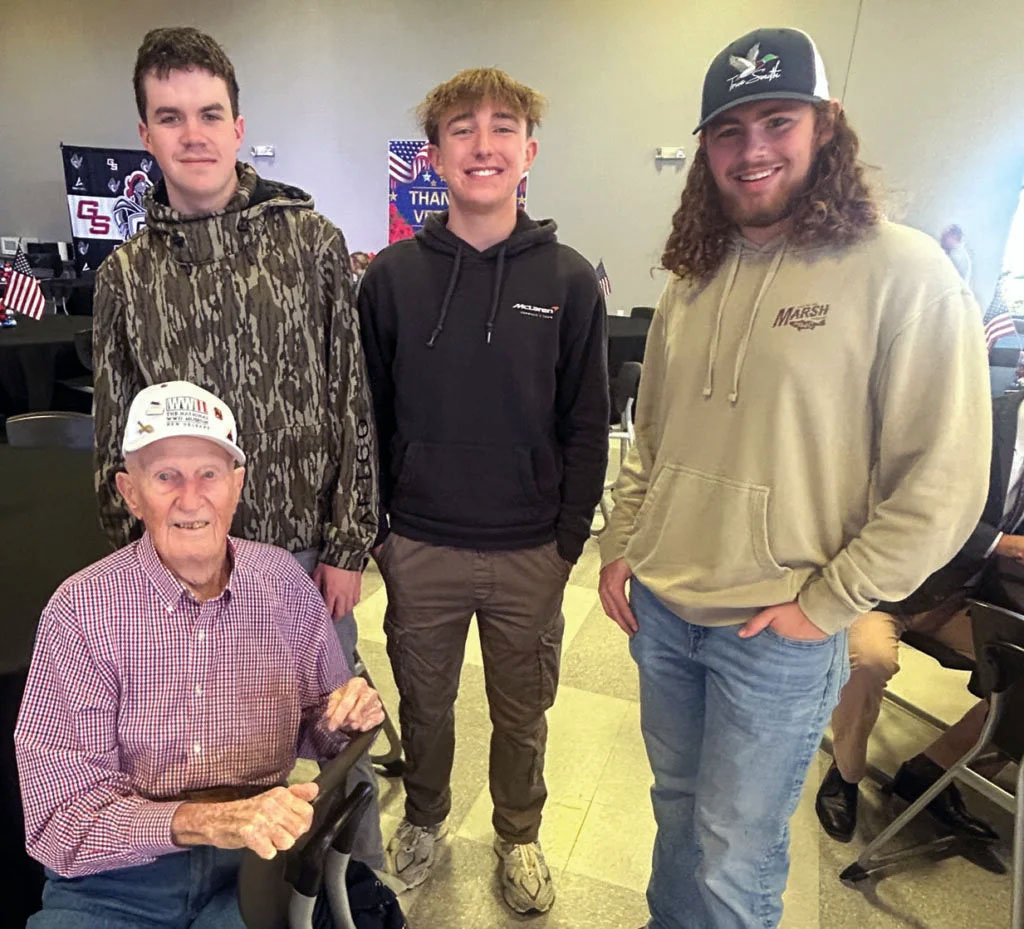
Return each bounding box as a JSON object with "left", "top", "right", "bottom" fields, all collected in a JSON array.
[
  {"left": 661, "top": 102, "right": 880, "bottom": 282},
  {"left": 133, "top": 27, "right": 240, "bottom": 122},
  {"left": 417, "top": 68, "right": 545, "bottom": 145}
]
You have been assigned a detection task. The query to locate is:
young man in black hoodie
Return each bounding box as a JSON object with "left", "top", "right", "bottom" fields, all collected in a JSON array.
[{"left": 358, "top": 69, "right": 609, "bottom": 914}]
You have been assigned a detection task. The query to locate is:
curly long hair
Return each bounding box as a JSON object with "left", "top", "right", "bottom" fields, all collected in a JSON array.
[{"left": 661, "top": 102, "right": 880, "bottom": 282}]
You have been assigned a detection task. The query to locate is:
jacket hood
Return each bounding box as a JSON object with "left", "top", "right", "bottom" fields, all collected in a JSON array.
[
  {"left": 141, "top": 163, "right": 314, "bottom": 265},
  {"left": 417, "top": 210, "right": 557, "bottom": 258},
  {"left": 415, "top": 211, "right": 558, "bottom": 347}
]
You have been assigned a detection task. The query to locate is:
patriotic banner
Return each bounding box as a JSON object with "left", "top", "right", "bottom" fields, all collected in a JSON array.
[
  {"left": 388, "top": 139, "right": 528, "bottom": 244},
  {"left": 61, "top": 144, "right": 163, "bottom": 274}
]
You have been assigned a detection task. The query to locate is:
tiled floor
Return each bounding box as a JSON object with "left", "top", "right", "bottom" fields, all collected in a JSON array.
[{"left": 346, "top": 535, "right": 1017, "bottom": 929}]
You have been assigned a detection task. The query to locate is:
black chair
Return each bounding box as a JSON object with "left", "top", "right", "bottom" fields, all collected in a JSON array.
[
  {"left": 842, "top": 600, "right": 1024, "bottom": 928},
  {"left": 594, "top": 361, "right": 642, "bottom": 534},
  {"left": 6, "top": 412, "right": 94, "bottom": 450},
  {"left": 630, "top": 306, "right": 655, "bottom": 320},
  {"left": 56, "top": 329, "right": 94, "bottom": 403},
  {"left": 72, "top": 328, "right": 93, "bottom": 372},
  {"left": 238, "top": 726, "right": 403, "bottom": 929}
]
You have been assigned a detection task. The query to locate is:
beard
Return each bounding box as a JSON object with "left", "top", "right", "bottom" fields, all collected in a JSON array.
[{"left": 720, "top": 184, "right": 803, "bottom": 229}]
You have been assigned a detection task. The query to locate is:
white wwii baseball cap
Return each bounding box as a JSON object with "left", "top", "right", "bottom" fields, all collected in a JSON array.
[{"left": 122, "top": 381, "right": 246, "bottom": 465}]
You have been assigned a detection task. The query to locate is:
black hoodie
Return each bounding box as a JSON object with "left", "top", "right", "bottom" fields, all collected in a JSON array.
[{"left": 358, "top": 211, "right": 609, "bottom": 562}]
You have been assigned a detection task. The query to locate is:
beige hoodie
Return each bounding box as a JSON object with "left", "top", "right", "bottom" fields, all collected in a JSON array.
[{"left": 601, "top": 221, "right": 991, "bottom": 635}]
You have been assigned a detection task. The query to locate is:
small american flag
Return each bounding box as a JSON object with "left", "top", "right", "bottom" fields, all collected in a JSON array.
[
  {"left": 389, "top": 140, "right": 431, "bottom": 187},
  {"left": 595, "top": 259, "right": 612, "bottom": 297},
  {"left": 1, "top": 246, "right": 46, "bottom": 320},
  {"left": 983, "top": 280, "right": 1017, "bottom": 352}
]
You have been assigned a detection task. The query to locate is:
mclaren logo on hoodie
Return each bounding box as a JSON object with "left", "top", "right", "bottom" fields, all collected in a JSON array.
[
  {"left": 514, "top": 302, "right": 560, "bottom": 319},
  {"left": 772, "top": 303, "right": 830, "bottom": 331}
]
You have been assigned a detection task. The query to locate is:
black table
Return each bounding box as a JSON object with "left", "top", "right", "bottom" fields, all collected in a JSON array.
[{"left": 0, "top": 314, "right": 91, "bottom": 420}]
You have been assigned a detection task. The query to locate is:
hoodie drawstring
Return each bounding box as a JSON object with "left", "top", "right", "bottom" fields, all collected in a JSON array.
[
  {"left": 702, "top": 249, "right": 740, "bottom": 398},
  {"left": 728, "top": 244, "right": 786, "bottom": 404},
  {"left": 485, "top": 245, "right": 507, "bottom": 345},
  {"left": 426, "top": 243, "right": 508, "bottom": 347},
  {"left": 427, "top": 246, "right": 463, "bottom": 347}
]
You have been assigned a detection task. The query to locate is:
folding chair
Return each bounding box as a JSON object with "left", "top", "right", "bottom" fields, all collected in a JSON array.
[
  {"left": 6, "top": 412, "right": 94, "bottom": 450},
  {"left": 841, "top": 599, "right": 1024, "bottom": 929},
  {"left": 238, "top": 725, "right": 404, "bottom": 929}
]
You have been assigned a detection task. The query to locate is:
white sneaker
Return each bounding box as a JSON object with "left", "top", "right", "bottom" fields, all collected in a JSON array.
[
  {"left": 385, "top": 818, "right": 448, "bottom": 889},
  {"left": 494, "top": 837, "right": 555, "bottom": 914}
]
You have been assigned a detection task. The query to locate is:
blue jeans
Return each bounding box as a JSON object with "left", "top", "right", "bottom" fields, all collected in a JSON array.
[
  {"left": 28, "top": 848, "right": 244, "bottom": 929},
  {"left": 629, "top": 580, "right": 849, "bottom": 929}
]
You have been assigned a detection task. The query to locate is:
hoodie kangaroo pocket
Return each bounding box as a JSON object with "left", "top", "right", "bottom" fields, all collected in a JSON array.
[
  {"left": 628, "top": 464, "right": 788, "bottom": 591},
  {"left": 394, "top": 440, "right": 549, "bottom": 527}
]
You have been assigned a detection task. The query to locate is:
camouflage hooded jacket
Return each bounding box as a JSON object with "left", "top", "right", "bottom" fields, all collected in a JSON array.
[{"left": 93, "top": 163, "right": 378, "bottom": 570}]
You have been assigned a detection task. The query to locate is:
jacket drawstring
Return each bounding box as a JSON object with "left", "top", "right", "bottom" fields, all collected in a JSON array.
[
  {"left": 485, "top": 245, "right": 507, "bottom": 345},
  {"left": 426, "top": 246, "right": 463, "bottom": 347},
  {"left": 703, "top": 249, "right": 740, "bottom": 398},
  {"left": 728, "top": 243, "right": 786, "bottom": 404}
]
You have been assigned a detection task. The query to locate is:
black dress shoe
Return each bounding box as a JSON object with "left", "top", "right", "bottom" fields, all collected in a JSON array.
[
  {"left": 815, "top": 762, "right": 859, "bottom": 842},
  {"left": 890, "top": 754, "right": 999, "bottom": 842}
]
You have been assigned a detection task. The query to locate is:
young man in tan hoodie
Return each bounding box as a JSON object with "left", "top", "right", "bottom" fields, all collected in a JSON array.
[{"left": 598, "top": 26, "right": 991, "bottom": 929}]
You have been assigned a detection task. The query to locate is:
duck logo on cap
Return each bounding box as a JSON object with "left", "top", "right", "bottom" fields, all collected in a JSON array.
[{"left": 727, "top": 43, "right": 781, "bottom": 92}]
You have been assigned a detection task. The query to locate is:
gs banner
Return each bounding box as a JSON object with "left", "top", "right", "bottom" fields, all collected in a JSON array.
[
  {"left": 388, "top": 140, "right": 527, "bottom": 244},
  {"left": 61, "top": 144, "right": 163, "bottom": 274}
]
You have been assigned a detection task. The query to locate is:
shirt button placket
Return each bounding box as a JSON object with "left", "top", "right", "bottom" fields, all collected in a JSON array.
[{"left": 193, "top": 605, "right": 210, "bottom": 767}]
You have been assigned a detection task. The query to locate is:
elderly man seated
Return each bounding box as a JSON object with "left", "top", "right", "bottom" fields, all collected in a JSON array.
[{"left": 15, "top": 381, "right": 384, "bottom": 929}]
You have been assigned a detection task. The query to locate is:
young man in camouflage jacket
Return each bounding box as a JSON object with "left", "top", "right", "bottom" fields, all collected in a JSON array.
[{"left": 92, "top": 27, "right": 383, "bottom": 866}]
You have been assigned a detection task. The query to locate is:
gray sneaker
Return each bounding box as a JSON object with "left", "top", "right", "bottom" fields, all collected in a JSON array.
[
  {"left": 385, "top": 818, "right": 448, "bottom": 889},
  {"left": 494, "top": 837, "right": 555, "bottom": 914}
]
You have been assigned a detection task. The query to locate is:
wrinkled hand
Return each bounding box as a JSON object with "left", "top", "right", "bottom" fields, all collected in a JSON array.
[
  {"left": 738, "top": 600, "right": 828, "bottom": 641},
  {"left": 996, "top": 534, "right": 1024, "bottom": 564},
  {"left": 599, "top": 558, "right": 638, "bottom": 636},
  {"left": 324, "top": 676, "right": 384, "bottom": 732},
  {"left": 312, "top": 563, "right": 362, "bottom": 620},
  {"left": 172, "top": 782, "right": 319, "bottom": 859}
]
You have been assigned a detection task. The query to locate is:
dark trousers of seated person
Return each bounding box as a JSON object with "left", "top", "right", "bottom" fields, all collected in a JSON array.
[
  {"left": 377, "top": 532, "right": 569, "bottom": 843},
  {"left": 27, "top": 848, "right": 245, "bottom": 929},
  {"left": 831, "top": 598, "right": 995, "bottom": 783}
]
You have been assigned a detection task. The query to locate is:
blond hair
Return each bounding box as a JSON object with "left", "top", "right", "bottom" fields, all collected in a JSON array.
[{"left": 417, "top": 68, "right": 545, "bottom": 144}]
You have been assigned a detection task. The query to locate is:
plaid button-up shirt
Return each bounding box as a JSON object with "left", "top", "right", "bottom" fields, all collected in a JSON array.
[{"left": 15, "top": 533, "right": 351, "bottom": 878}]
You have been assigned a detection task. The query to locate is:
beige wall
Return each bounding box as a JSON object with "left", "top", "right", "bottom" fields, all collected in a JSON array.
[
  {"left": 0, "top": 0, "right": 1020, "bottom": 307},
  {"left": 844, "top": 0, "right": 1024, "bottom": 306}
]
